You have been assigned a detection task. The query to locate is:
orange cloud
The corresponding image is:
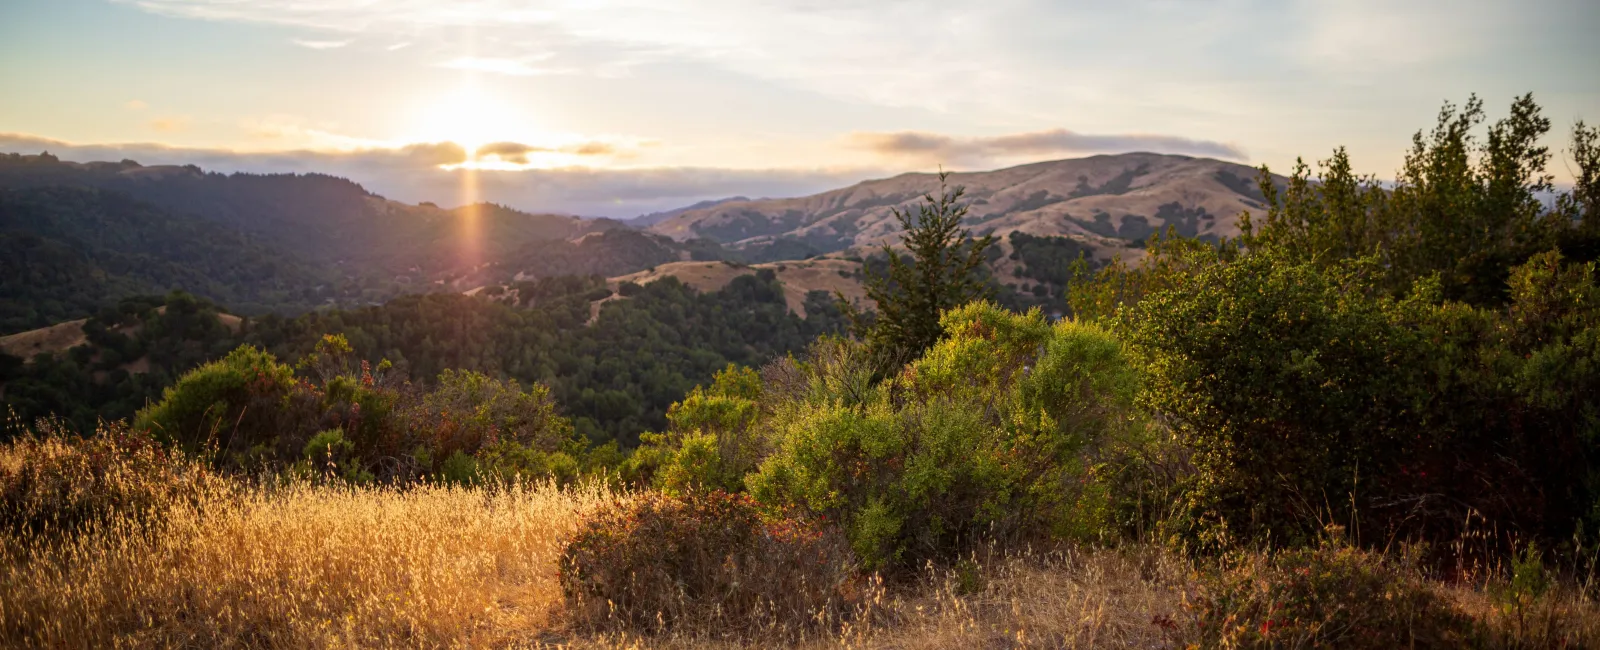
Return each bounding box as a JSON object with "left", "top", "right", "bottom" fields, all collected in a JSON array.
[{"left": 149, "top": 117, "right": 192, "bottom": 133}]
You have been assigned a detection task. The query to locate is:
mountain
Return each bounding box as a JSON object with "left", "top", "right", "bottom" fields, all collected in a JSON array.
[
  {"left": 0, "top": 153, "right": 624, "bottom": 278},
  {"left": 628, "top": 196, "right": 751, "bottom": 228},
  {"left": 649, "top": 152, "right": 1285, "bottom": 261},
  {"left": 0, "top": 153, "right": 740, "bottom": 332},
  {"left": 0, "top": 186, "right": 334, "bottom": 334}
]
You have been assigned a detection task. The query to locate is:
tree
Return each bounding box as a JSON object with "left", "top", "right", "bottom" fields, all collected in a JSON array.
[
  {"left": 841, "top": 170, "right": 995, "bottom": 369},
  {"left": 1240, "top": 94, "right": 1588, "bottom": 304}
]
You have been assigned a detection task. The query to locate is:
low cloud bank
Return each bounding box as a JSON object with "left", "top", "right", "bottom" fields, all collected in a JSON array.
[
  {"left": 850, "top": 129, "right": 1247, "bottom": 166},
  {"left": 0, "top": 134, "right": 872, "bottom": 218}
]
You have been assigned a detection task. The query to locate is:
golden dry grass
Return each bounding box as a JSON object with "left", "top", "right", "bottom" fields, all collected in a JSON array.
[
  {"left": 0, "top": 466, "right": 1195, "bottom": 649},
  {"left": 3, "top": 434, "right": 1596, "bottom": 649},
  {"left": 1, "top": 480, "right": 618, "bottom": 648},
  {"left": 608, "top": 258, "right": 870, "bottom": 316}
]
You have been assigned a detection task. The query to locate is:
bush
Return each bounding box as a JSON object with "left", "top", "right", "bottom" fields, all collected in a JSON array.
[
  {"left": 623, "top": 365, "right": 766, "bottom": 493},
  {"left": 398, "top": 368, "right": 578, "bottom": 481},
  {"left": 750, "top": 302, "right": 1139, "bottom": 569},
  {"left": 132, "top": 344, "right": 312, "bottom": 466},
  {"left": 1119, "top": 248, "right": 1600, "bottom": 547},
  {"left": 0, "top": 424, "right": 225, "bottom": 535},
  {"left": 1181, "top": 541, "right": 1479, "bottom": 649},
  {"left": 558, "top": 490, "right": 855, "bottom": 635},
  {"left": 131, "top": 338, "right": 585, "bottom": 484}
]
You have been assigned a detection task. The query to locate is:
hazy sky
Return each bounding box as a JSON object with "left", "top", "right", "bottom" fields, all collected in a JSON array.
[{"left": 2, "top": 0, "right": 1596, "bottom": 216}]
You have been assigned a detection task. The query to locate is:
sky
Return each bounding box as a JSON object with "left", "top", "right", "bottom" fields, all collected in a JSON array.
[{"left": 1, "top": 0, "right": 1597, "bottom": 217}]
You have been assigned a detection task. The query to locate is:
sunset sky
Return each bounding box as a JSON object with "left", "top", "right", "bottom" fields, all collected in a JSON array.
[{"left": 2, "top": 0, "right": 1597, "bottom": 217}]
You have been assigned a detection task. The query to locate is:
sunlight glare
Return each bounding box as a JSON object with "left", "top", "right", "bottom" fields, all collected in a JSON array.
[{"left": 410, "top": 85, "right": 535, "bottom": 156}]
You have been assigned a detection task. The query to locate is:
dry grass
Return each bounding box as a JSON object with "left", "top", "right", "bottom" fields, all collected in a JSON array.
[
  {"left": 1, "top": 480, "right": 618, "bottom": 648},
  {"left": 607, "top": 258, "right": 870, "bottom": 316},
  {"left": 0, "top": 464, "right": 1192, "bottom": 649},
  {"left": 3, "top": 434, "right": 1597, "bottom": 649}
]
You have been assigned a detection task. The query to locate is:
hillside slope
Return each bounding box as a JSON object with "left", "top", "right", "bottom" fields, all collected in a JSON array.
[
  {"left": 0, "top": 153, "right": 622, "bottom": 277},
  {"left": 0, "top": 186, "right": 331, "bottom": 334},
  {"left": 608, "top": 258, "right": 868, "bottom": 317},
  {"left": 650, "top": 152, "right": 1283, "bottom": 259}
]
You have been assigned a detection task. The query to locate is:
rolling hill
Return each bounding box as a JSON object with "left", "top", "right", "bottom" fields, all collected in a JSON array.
[
  {"left": 607, "top": 258, "right": 869, "bottom": 317},
  {"left": 0, "top": 153, "right": 626, "bottom": 278},
  {"left": 649, "top": 152, "right": 1284, "bottom": 261},
  {"left": 0, "top": 153, "right": 727, "bottom": 332}
]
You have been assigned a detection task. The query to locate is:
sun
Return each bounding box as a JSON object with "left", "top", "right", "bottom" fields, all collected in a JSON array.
[{"left": 409, "top": 86, "right": 536, "bottom": 157}]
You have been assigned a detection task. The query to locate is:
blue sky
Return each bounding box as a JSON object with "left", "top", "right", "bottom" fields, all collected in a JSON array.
[{"left": 2, "top": 0, "right": 1596, "bottom": 216}]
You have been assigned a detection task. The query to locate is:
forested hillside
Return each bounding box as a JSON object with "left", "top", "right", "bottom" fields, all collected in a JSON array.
[
  {"left": 0, "top": 153, "right": 622, "bottom": 275},
  {"left": 1, "top": 271, "right": 844, "bottom": 445},
  {"left": 0, "top": 153, "right": 743, "bottom": 332},
  {"left": 0, "top": 186, "right": 338, "bottom": 333}
]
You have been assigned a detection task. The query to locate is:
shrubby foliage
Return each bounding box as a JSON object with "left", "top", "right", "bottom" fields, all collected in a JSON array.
[
  {"left": 3, "top": 269, "right": 844, "bottom": 448},
  {"left": 1182, "top": 541, "right": 1479, "bottom": 648},
  {"left": 1, "top": 292, "right": 240, "bottom": 432},
  {"left": 559, "top": 490, "right": 854, "bottom": 634},
  {"left": 0, "top": 423, "right": 224, "bottom": 535},
  {"left": 1075, "top": 94, "right": 1600, "bottom": 550},
  {"left": 624, "top": 364, "right": 766, "bottom": 493},
  {"left": 132, "top": 335, "right": 583, "bottom": 483},
  {"left": 844, "top": 171, "right": 996, "bottom": 370},
  {"left": 749, "top": 302, "right": 1138, "bottom": 569}
]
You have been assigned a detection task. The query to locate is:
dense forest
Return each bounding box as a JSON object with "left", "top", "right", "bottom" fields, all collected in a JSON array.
[
  {"left": 1, "top": 271, "right": 845, "bottom": 446},
  {"left": 0, "top": 186, "right": 340, "bottom": 333}
]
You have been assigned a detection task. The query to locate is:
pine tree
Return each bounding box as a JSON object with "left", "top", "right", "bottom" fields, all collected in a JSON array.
[{"left": 842, "top": 170, "right": 995, "bottom": 368}]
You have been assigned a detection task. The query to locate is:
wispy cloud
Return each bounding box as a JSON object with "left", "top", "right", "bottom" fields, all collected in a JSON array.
[
  {"left": 476, "top": 140, "right": 616, "bottom": 163},
  {"left": 290, "top": 38, "right": 351, "bottom": 49},
  {"left": 148, "top": 116, "right": 192, "bottom": 133},
  {"left": 109, "top": 0, "right": 1571, "bottom": 127},
  {"left": 849, "top": 129, "right": 1247, "bottom": 167},
  {"left": 386, "top": 41, "right": 411, "bottom": 51},
  {"left": 124, "top": 99, "right": 148, "bottom": 110},
  {"left": 436, "top": 56, "right": 571, "bottom": 77}
]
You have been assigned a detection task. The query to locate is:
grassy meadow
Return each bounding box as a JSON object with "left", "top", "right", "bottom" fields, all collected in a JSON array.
[{"left": 3, "top": 432, "right": 1598, "bottom": 649}]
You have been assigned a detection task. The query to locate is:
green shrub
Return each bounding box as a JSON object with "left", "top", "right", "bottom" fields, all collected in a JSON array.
[
  {"left": 1119, "top": 248, "right": 1600, "bottom": 547},
  {"left": 750, "top": 302, "right": 1139, "bottom": 569},
  {"left": 131, "top": 338, "right": 585, "bottom": 484},
  {"left": 1118, "top": 251, "right": 1421, "bottom": 545},
  {"left": 0, "top": 424, "right": 225, "bottom": 535},
  {"left": 1181, "top": 542, "right": 1479, "bottom": 649},
  {"left": 132, "top": 344, "right": 315, "bottom": 467},
  {"left": 558, "top": 490, "right": 854, "bottom": 635},
  {"left": 624, "top": 365, "right": 766, "bottom": 493}
]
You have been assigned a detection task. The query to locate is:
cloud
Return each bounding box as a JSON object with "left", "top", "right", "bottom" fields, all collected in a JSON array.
[
  {"left": 103, "top": 0, "right": 1275, "bottom": 119},
  {"left": 125, "top": 100, "right": 148, "bottom": 110},
  {"left": 148, "top": 117, "right": 192, "bottom": 133},
  {"left": 0, "top": 133, "right": 872, "bottom": 218},
  {"left": 474, "top": 141, "right": 616, "bottom": 163},
  {"left": 386, "top": 41, "right": 411, "bottom": 51},
  {"left": 436, "top": 56, "right": 571, "bottom": 77},
  {"left": 849, "top": 129, "right": 1247, "bottom": 167},
  {"left": 108, "top": 0, "right": 1588, "bottom": 134},
  {"left": 401, "top": 142, "right": 470, "bottom": 166},
  {"left": 290, "top": 38, "right": 351, "bottom": 49}
]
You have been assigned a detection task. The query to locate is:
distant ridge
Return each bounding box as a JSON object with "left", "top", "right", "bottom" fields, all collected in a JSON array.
[
  {"left": 628, "top": 196, "right": 751, "bottom": 228},
  {"left": 649, "top": 152, "right": 1287, "bottom": 261}
]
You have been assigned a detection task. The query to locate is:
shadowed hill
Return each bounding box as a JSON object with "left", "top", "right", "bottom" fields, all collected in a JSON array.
[{"left": 0, "top": 153, "right": 624, "bottom": 277}]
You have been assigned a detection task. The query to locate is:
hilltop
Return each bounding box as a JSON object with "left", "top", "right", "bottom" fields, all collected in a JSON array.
[
  {"left": 607, "top": 258, "right": 868, "bottom": 317},
  {"left": 650, "top": 152, "right": 1284, "bottom": 261}
]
